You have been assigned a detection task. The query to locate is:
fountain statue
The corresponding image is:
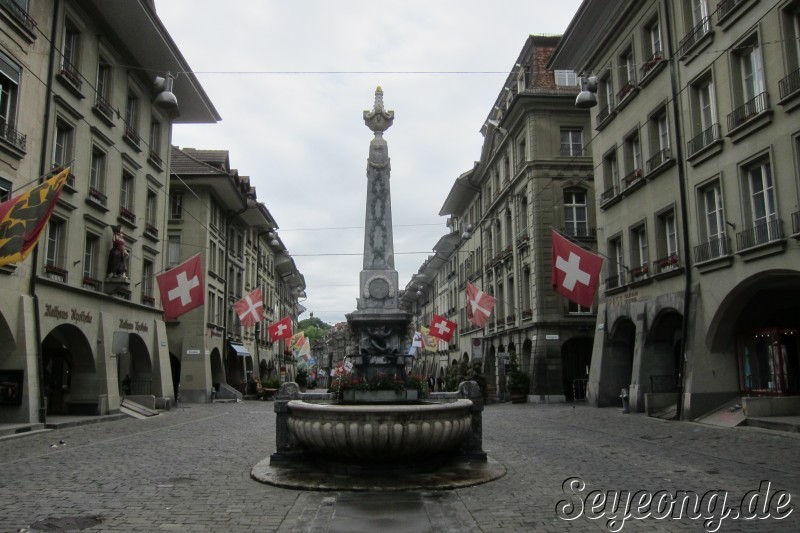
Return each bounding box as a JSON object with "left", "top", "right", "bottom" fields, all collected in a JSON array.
[{"left": 253, "top": 88, "right": 503, "bottom": 490}]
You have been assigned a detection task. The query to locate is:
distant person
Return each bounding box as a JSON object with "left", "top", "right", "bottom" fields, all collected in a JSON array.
[
  {"left": 427, "top": 375, "right": 435, "bottom": 392},
  {"left": 121, "top": 374, "right": 131, "bottom": 396}
]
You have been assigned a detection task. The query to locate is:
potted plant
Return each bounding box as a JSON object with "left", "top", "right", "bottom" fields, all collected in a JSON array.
[{"left": 507, "top": 352, "right": 530, "bottom": 403}]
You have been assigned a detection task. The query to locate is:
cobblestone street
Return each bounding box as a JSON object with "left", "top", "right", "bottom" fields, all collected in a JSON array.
[{"left": 1, "top": 400, "right": 799, "bottom": 532}]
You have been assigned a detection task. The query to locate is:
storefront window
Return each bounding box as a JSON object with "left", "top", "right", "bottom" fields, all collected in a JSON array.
[{"left": 738, "top": 329, "right": 799, "bottom": 395}]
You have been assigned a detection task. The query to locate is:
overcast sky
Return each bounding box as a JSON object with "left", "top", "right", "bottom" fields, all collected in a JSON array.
[{"left": 155, "top": 0, "right": 582, "bottom": 326}]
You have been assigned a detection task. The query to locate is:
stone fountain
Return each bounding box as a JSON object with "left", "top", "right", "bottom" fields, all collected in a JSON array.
[{"left": 252, "top": 88, "right": 503, "bottom": 490}]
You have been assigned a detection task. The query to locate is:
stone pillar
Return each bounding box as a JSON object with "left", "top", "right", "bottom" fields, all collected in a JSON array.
[
  {"left": 270, "top": 382, "right": 302, "bottom": 463},
  {"left": 457, "top": 380, "right": 487, "bottom": 461}
]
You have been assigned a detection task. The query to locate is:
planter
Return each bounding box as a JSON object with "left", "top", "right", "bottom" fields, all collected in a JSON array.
[{"left": 510, "top": 393, "right": 528, "bottom": 404}]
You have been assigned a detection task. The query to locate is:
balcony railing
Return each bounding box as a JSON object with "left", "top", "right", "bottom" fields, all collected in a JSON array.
[
  {"left": 687, "top": 123, "right": 720, "bottom": 156},
  {"left": 145, "top": 223, "right": 159, "bottom": 238},
  {"left": 617, "top": 80, "right": 637, "bottom": 101},
  {"left": 678, "top": 16, "right": 710, "bottom": 56},
  {"left": 1, "top": 0, "right": 37, "bottom": 30},
  {"left": 0, "top": 121, "right": 26, "bottom": 151},
  {"left": 606, "top": 272, "right": 624, "bottom": 290},
  {"left": 597, "top": 103, "right": 614, "bottom": 124},
  {"left": 736, "top": 219, "right": 784, "bottom": 250},
  {"left": 142, "top": 294, "right": 155, "bottom": 307},
  {"left": 560, "top": 145, "right": 587, "bottom": 157},
  {"left": 629, "top": 264, "right": 649, "bottom": 282},
  {"left": 59, "top": 62, "right": 82, "bottom": 90},
  {"left": 44, "top": 264, "right": 68, "bottom": 282},
  {"left": 641, "top": 52, "right": 663, "bottom": 78},
  {"left": 654, "top": 254, "right": 680, "bottom": 274},
  {"left": 727, "top": 92, "right": 768, "bottom": 131},
  {"left": 599, "top": 185, "right": 618, "bottom": 205},
  {"left": 622, "top": 169, "right": 643, "bottom": 188},
  {"left": 561, "top": 225, "right": 595, "bottom": 239},
  {"left": 94, "top": 95, "right": 114, "bottom": 120},
  {"left": 715, "top": 0, "right": 746, "bottom": 23},
  {"left": 119, "top": 206, "right": 136, "bottom": 223},
  {"left": 694, "top": 235, "right": 731, "bottom": 263},
  {"left": 779, "top": 68, "right": 800, "bottom": 100},
  {"left": 646, "top": 148, "right": 671, "bottom": 173},
  {"left": 123, "top": 122, "right": 141, "bottom": 147},
  {"left": 87, "top": 187, "right": 107, "bottom": 206}
]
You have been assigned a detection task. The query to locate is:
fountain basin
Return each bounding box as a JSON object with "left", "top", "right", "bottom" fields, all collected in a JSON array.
[{"left": 286, "top": 399, "right": 473, "bottom": 461}]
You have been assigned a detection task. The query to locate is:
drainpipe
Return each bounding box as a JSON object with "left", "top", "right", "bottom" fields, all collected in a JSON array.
[
  {"left": 29, "top": 0, "right": 61, "bottom": 424},
  {"left": 663, "top": 0, "right": 693, "bottom": 420}
]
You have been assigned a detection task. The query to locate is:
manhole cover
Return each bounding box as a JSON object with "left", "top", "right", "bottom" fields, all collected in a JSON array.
[{"left": 30, "top": 515, "right": 103, "bottom": 531}]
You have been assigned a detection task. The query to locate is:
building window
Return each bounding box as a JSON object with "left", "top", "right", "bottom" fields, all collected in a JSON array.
[
  {"left": 655, "top": 209, "right": 679, "bottom": 272},
  {"left": 0, "top": 177, "right": 10, "bottom": 202},
  {"left": 688, "top": 72, "right": 719, "bottom": 155},
  {"left": 60, "top": 23, "right": 81, "bottom": 88},
  {"left": 82, "top": 232, "right": 100, "bottom": 285},
  {"left": 124, "top": 92, "right": 140, "bottom": 145},
  {"left": 53, "top": 119, "right": 74, "bottom": 169},
  {"left": 142, "top": 259, "right": 154, "bottom": 305},
  {"left": 120, "top": 171, "right": 135, "bottom": 222},
  {"left": 729, "top": 35, "right": 767, "bottom": 130},
  {"left": 0, "top": 50, "right": 24, "bottom": 151},
  {"left": 679, "top": 0, "right": 711, "bottom": 55},
  {"left": 630, "top": 224, "right": 649, "bottom": 280},
  {"left": 170, "top": 190, "right": 183, "bottom": 219},
  {"left": 695, "top": 181, "right": 729, "bottom": 261},
  {"left": 145, "top": 190, "right": 157, "bottom": 235},
  {"left": 597, "top": 72, "right": 615, "bottom": 123},
  {"left": 648, "top": 108, "right": 671, "bottom": 170},
  {"left": 95, "top": 60, "right": 112, "bottom": 118},
  {"left": 607, "top": 237, "right": 625, "bottom": 289},
  {"left": 167, "top": 235, "right": 181, "bottom": 268},
  {"left": 779, "top": 2, "right": 800, "bottom": 99},
  {"left": 555, "top": 70, "right": 578, "bottom": 87},
  {"left": 517, "top": 136, "right": 527, "bottom": 168},
  {"left": 563, "top": 190, "right": 588, "bottom": 237},
  {"left": 738, "top": 158, "right": 781, "bottom": 248},
  {"left": 560, "top": 128, "right": 583, "bottom": 156},
  {"left": 88, "top": 146, "right": 107, "bottom": 203},
  {"left": 568, "top": 301, "right": 592, "bottom": 314},
  {"left": 600, "top": 149, "right": 619, "bottom": 203},
  {"left": 618, "top": 48, "right": 637, "bottom": 99},
  {"left": 642, "top": 18, "right": 663, "bottom": 78},
  {"left": 623, "top": 131, "right": 643, "bottom": 187},
  {"left": 45, "top": 217, "right": 67, "bottom": 278},
  {"left": 148, "top": 118, "right": 162, "bottom": 166}
]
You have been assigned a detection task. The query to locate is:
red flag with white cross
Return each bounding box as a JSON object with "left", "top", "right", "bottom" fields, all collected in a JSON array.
[
  {"left": 156, "top": 253, "right": 205, "bottom": 321},
  {"left": 551, "top": 229, "right": 603, "bottom": 309},
  {"left": 466, "top": 282, "right": 496, "bottom": 328},
  {"left": 233, "top": 288, "right": 264, "bottom": 328},
  {"left": 429, "top": 314, "right": 457, "bottom": 343},
  {"left": 268, "top": 316, "right": 293, "bottom": 342}
]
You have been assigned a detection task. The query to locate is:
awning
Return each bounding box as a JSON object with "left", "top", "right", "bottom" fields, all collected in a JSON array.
[{"left": 229, "top": 343, "right": 251, "bottom": 357}]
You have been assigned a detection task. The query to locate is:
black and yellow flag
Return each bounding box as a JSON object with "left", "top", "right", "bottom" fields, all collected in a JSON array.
[{"left": 0, "top": 168, "right": 71, "bottom": 267}]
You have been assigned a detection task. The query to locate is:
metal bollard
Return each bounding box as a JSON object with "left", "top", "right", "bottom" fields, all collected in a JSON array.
[{"left": 620, "top": 388, "right": 629, "bottom": 414}]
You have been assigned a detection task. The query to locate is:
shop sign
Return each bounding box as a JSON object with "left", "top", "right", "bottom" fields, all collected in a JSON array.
[
  {"left": 44, "top": 304, "right": 93, "bottom": 325},
  {"left": 118, "top": 319, "right": 149, "bottom": 333}
]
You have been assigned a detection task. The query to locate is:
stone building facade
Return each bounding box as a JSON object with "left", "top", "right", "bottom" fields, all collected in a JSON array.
[
  {"left": 550, "top": 0, "right": 800, "bottom": 418},
  {"left": 402, "top": 35, "right": 596, "bottom": 402}
]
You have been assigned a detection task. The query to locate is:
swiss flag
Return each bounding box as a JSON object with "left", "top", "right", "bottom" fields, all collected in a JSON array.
[
  {"left": 233, "top": 288, "right": 263, "bottom": 328},
  {"left": 466, "top": 282, "right": 496, "bottom": 328},
  {"left": 429, "top": 314, "right": 457, "bottom": 343},
  {"left": 156, "top": 254, "right": 204, "bottom": 321},
  {"left": 551, "top": 229, "right": 603, "bottom": 309},
  {"left": 268, "top": 316, "right": 292, "bottom": 342}
]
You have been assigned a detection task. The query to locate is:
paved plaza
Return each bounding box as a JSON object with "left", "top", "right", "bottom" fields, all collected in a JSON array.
[{"left": 1, "top": 399, "right": 799, "bottom": 532}]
